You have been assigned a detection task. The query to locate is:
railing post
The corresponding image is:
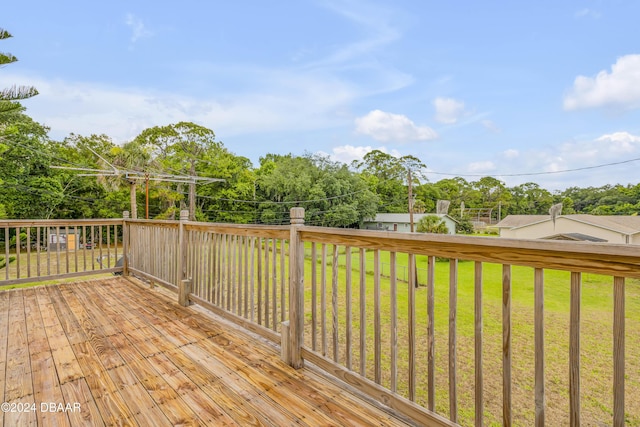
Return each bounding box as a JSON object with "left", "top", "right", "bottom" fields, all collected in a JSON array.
[
  {"left": 179, "top": 279, "right": 192, "bottom": 306},
  {"left": 122, "top": 211, "right": 129, "bottom": 276},
  {"left": 177, "top": 210, "right": 189, "bottom": 302},
  {"left": 287, "top": 207, "right": 305, "bottom": 368}
]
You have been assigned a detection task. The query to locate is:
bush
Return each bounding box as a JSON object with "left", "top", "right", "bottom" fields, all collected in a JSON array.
[
  {"left": 416, "top": 215, "right": 449, "bottom": 234},
  {"left": 0, "top": 255, "right": 16, "bottom": 269}
]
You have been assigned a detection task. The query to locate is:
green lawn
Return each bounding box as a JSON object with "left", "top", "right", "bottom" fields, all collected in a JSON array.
[{"left": 302, "top": 245, "right": 640, "bottom": 426}]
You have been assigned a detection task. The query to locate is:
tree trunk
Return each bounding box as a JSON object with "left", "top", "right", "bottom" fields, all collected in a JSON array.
[{"left": 129, "top": 181, "right": 137, "bottom": 219}]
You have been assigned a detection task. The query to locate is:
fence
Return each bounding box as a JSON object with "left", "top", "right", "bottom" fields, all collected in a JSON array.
[
  {"left": 2, "top": 210, "right": 637, "bottom": 426},
  {"left": 0, "top": 219, "right": 124, "bottom": 286}
]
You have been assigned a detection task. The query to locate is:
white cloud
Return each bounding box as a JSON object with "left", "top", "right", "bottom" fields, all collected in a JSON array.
[
  {"left": 564, "top": 54, "right": 640, "bottom": 111},
  {"left": 503, "top": 149, "right": 519, "bottom": 159},
  {"left": 595, "top": 131, "right": 640, "bottom": 154},
  {"left": 354, "top": 109, "right": 437, "bottom": 142},
  {"left": 125, "top": 13, "right": 153, "bottom": 44},
  {"left": 467, "top": 161, "right": 495, "bottom": 173},
  {"left": 321, "top": 144, "right": 401, "bottom": 164},
  {"left": 481, "top": 119, "right": 501, "bottom": 133},
  {"left": 433, "top": 97, "right": 466, "bottom": 124},
  {"left": 312, "top": 1, "right": 401, "bottom": 68},
  {"left": 6, "top": 70, "right": 358, "bottom": 144}
]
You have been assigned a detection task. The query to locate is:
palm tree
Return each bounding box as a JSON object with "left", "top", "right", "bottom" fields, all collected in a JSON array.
[
  {"left": 416, "top": 215, "right": 449, "bottom": 234},
  {"left": 1, "top": 28, "right": 38, "bottom": 114}
]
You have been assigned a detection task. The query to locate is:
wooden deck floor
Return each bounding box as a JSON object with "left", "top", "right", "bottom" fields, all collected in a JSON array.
[{"left": 0, "top": 277, "right": 411, "bottom": 426}]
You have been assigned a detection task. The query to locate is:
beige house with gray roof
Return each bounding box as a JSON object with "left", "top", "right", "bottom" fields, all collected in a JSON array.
[{"left": 496, "top": 215, "right": 640, "bottom": 244}]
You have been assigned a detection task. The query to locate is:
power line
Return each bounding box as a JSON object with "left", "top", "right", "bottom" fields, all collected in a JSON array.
[
  {"left": 427, "top": 157, "right": 640, "bottom": 178},
  {"left": 191, "top": 189, "right": 368, "bottom": 205}
]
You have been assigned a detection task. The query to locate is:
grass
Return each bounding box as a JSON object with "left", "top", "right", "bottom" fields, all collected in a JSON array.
[
  {"left": 0, "top": 246, "right": 121, "bottom": 289},
  {"left": 301, "top": 246, "right": 640, "bottom": 426}
]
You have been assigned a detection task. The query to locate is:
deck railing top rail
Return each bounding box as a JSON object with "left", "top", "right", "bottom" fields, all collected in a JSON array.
[{"left": 298, "top": 225, "right": 640, "bottom": 278}]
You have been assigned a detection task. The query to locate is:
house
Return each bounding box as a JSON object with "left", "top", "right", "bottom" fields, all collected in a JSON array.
[
  {"left": 495, "top": 214, "right": 640, "bottom": 244},
  {"left": 362, "top": 213, "right": 458, "bottom": 234},
  {"left": 48, "top": 227, "right": 80, "bottom": 250}
]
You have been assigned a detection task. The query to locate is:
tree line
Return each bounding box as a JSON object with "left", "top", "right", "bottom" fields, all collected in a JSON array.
[{"left": 2, "top": 106, "right": 640, "bottom": 229}]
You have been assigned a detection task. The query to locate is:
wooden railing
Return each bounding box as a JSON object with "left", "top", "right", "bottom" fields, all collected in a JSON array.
[
  {"left": 293, "top": 224, "right": 637, "bottom": 427},
  {"left": 3, "top": 209, "right": 637, "bottom": 426},
  {"left": 126, "top": 210, "right": 292, "bottom": 344},
  {"left": 0, "top": 218, "right": 124, "bottom": 286}
]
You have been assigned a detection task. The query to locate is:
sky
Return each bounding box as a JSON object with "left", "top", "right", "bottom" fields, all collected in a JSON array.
[{"left": 3, "top": 0, "right": 640, "bottom": 191}]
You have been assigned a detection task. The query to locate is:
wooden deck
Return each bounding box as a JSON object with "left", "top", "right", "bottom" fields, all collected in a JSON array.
[{"left": 0, "top": 277, "right": 411, "bottom": 426}]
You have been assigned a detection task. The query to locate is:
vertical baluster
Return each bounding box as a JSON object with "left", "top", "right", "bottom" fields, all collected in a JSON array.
[
  {"left": 475, "top": 261, "right": 483, "bottom": 427},
  {"left": 26, "top": 226, "right": 31, "bottom": 278},
  {"left": 15, "top": 227, "right": 21, "bottom": 278},
  {"left": 374, "top": 249, "right": 381, "bottom": 384},
  {"left": 535, "top": 268, "right": 545, "bottom": 427},
  {"left": 321, "top": 243, "right": 328, "bottom": 357},
  {"left": 98, "top": 225, "right": 103, "bottom": 271},
  {"left": 264, "top": 237, "right": 270, "bottom": 328},
  {"left": 56, "top": 226, "right": 61, "bottom": 275},
  {"left": 106, "top": 224, "right": 111, "bottom": 268},
  {"left": 257, "top": 237, "right": 263, "bottom": 323},
  {"left": 245, "top": 235, "right": 250, "bottom": 318},
  {"left": 332, "top": 245, "right": 339, "bottom": 362},
  {"left": 112, "top": 224, "right": 116, "bottom": 271},
  {"left": 311, "top": 242, "right": 317, "bottom": 351},
  {"left": 236, "top": 235, "right": 242, "bottom": 313},
  {"left": 613, "top": 276, "right": 625, "bottom": 427},
  {"left": 280, "top": 239, "right": 285, "bottom": 323},
  {"left": 427, "top": 255, "right": 436, "bottom": 411},
  {"left": 345, "top": 246, "right": 352, "bottom": 370},
  {"left": 503, "top": 264, "right": 512, "bottom": 427},
  {"left": 408, "top": 253, "right": 417, "bottom": 401},
  {"left": 249, "top": 237, "right": 255, "bottom": 321},
  {"left": 81, "top": 226, "right": 86, "bottom": 272},
  {"left": 570, "top": 272, "right": 581, "bottom": 427},
  {"left": 359, "top": 248, "right": 367, "bottom": 377},
  {"left": 449, "top": 258, "right": 458, "bottom": 423},
  {"left": 272, "top": 238, "right": 277, "bottom": 331},
  {"left": 390, "top": 251, "right": 398, "bottom": 392},
  {"left": 73, "top": 226, "right": 78, "bottom": 272},
  {"left": 90, "top": 226, "right": 95, "bottom": 271},
  {"left": 3, "top": 227, "right": 8, "bottom": 280},
  {"left": 36, "top": 226, "right": 41, "bottom": 277}
]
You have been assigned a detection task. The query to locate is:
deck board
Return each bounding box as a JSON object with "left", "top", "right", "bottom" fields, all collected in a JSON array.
[{"left": 0, "top": 277, "right": 411, "bottom": 426}]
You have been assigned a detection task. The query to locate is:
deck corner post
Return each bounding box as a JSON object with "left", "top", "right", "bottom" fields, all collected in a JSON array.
[
  {"left": 177, "top": 209, "right": 189, "bottom": 292},
  {"left": 122, "top": 211, "right": 130, "bottom": 276},
  {"left": 281, "top": 320, "right": 291, "bottom": 363},
  {"left": 288, "top": 207, "right": 305, "bottom": 368},
  {"left": 179, "top": 279, "right": 192, "bottom": 306}
]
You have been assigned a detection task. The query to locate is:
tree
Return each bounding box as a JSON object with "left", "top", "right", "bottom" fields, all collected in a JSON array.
[
  {"left": 1, "top": 28, "right": 37, "bottom": 115},
  {"left": 133, "top": 122, "right": 222, "bottom": 220},
  {"left": 52, "top": 134, "right": 130, "bottom": 219},
  {"left": 509, "top": 182, "right": 553, "bottom": 215},
  {"left": 352, "top": 150, "right": 426, "bottom": 213},
  {"left": 0, "top": 111, "right": 63, "bottom": 219},
  {"left": 416, "top": 215, "right": 449, "bottom": 234},
  {"left": 255, "top": 153, "right": 378, "bottom": 227}
]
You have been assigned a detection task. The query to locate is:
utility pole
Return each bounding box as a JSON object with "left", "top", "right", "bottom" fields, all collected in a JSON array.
[
  {"left": 408, "top": 168, "right": 415, "bottom": 232},
  {"left": 188, "top": 160, "right": 197, "bottom": 221},
  {"left": 408, "top": 167, "right": 418, "bottom": 288},
  {"left": 145, "top": 173, "right": 150, "bottom": 219},
  {"left": 128, "top": 179, "right": 137, "bottom": 219}
]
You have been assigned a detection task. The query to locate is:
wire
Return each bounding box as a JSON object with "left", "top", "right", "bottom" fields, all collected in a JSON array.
[{"left": 427, "top": 157, "right": 640, "bottom": 178}]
